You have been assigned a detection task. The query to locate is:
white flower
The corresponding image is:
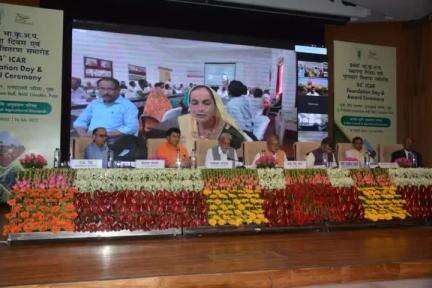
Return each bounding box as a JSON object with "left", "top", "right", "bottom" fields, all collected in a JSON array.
[
  {"left": 388, "top": 168, "right": 432, "bottom": 187},
  {"left": 327, "top": 169, "right": 354, "bottom": 187},
  {"left": 257, "top": 168, "right": 285, "bottom": 190},
  {"left": 75, "top": 168, "right": 204, "bottom": 192}
]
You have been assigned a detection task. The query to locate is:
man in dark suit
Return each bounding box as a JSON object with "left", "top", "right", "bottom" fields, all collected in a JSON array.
[{"left": 391, "top": 137, "right": 422, "bottom": 167}]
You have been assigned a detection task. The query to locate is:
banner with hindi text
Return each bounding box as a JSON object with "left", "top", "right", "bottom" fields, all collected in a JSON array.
[
  {"left": 0, "top": 4, "right": 63, "bottom": 201},
  {"left": 334, "top": 40, "right": 396, "bottom": 147}
]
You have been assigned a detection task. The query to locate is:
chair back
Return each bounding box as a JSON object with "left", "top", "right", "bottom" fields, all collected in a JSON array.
[
  {"left": 293, "top": 141, "right": 320, "bottom": 161},
  {"left": 195, "top": 139, "right": 218, "bottom": 167},
  {"left": 243, "top": 141, "right": 267, "bottom": 165}
]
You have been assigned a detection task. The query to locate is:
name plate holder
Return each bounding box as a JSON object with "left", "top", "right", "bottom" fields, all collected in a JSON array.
[
  {"left": 135, "top": 160, "right": 165, "bottom": 169},
  {"left": 339, "top": 161, "right": 361, "bottom": 169},
  {"left": 284, "top": 161, "right": 307, "bottom": 169},
  {"left": 70, "top": 159, "right": 102, "bottom": 169},
  {"left": 378, "top": 162, "right": 399, "bottom": 169},
  {"left": 207, "top": 161, "right": 233, "bottom": 169}
]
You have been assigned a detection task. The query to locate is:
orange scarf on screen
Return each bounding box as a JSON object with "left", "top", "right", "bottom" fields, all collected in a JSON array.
[{"left": 142, "top": 90, "right": 172, "bottom": 130}]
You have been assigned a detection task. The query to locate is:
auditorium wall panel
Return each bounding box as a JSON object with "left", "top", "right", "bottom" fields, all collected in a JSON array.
[{"left": 72, "top": 29, "right": 280, "bottom": 91}]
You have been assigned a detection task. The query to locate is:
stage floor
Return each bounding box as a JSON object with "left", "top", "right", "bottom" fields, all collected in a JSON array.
[{"left": 1, "top": 227, "right": 432, "bottom": 287}]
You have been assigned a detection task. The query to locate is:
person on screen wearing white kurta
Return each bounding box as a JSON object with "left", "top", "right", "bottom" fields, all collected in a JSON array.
[
  {"left": 205, "top": 133, "right": 238, "bottom": 167},
  {"left": 252, "top": 135, "right": 287, "bottom": 168},
  {"left": 344, "top": 136, "right": 367, "bottom": 162},
  {"left": 71, "top": 77, "right": 88, "bottom": 106},
  {"left": 306, "top": 137, "right": 335, "bottom": 167}
]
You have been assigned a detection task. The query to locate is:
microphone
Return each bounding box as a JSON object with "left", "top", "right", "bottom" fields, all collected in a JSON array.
[{"left": 364, "top": 139, "right": 377, "bottom": 158}]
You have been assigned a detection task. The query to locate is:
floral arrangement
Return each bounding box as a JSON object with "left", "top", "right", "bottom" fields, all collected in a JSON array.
[
  {"left": 263, "top": 185, "right": 363, "bottom": 226},
  {"left": 327, "top": 169, "right": 354, "bottom": 187},
  {"left": 4, "top": 167, "right": 432, "bottom": 236},
  {"left": 255, "top": 154, "right": 276, "bottom": 168},
  {"left": 257, "top": 168, "right": 285, "bottom": 190},
  {"left": 388, "top": 168, "right": 432, "bottom": 187},
  {"left": 3, "top": 172, "right": 77, "bottom": 234},
  {"left": 285, "top": 169, "right": 330, "bottom": 186},
  {"left": 74, "top": 189, "right": 206, "bottom": 232},
  {"left": 19, "top": 153, "right": 47, "bottom": 169},
  {"left": 358, "top": 186, "right": 409, "bottom": 221},
  {"left": 202, "top": 169, "right": 268, "bottom": 226},
  {"left": 394, "top": 157, "right": 412, "bottom": 168},
  {"left": 350, "top": 169, "right": 392, "bottom": 187},
  {"left": 398, "top": 185, "right": 432, "bottom": 220},
  {"left": 74, "top": 169, "right": 203, "bottom": 192}
]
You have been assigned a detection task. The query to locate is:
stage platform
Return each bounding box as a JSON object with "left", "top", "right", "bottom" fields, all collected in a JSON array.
[{"left": 0, "top": 227, "right": 432, "bottom": 287}]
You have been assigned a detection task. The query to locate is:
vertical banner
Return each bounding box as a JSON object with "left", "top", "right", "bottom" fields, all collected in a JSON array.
[
  {"left": 334, "top": 40, "right": 396, "bottom": 146},
  {"left": 0, "top": 4, "right": 63, "bottom": 200}
]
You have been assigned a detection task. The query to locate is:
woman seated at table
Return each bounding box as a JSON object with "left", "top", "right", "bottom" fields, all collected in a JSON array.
[
  {"left": 178, "top": 85, "right": 251, "bottom": 153},
  {"left": 252, "top": 135, "right": 287, "bottom": 168}
]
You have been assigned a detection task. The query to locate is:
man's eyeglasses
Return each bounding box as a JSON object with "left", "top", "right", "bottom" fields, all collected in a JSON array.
[
  {"left": 96, "top": 134, "right": 107, "bottom": 138},
  {"left": 98, "top": 87, "right": 117, "bottom": 92}
]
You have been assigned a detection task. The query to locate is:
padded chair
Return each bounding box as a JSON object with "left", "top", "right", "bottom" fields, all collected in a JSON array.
[
  {"left": 293, "top": 141, "right": 320, "bottom": 161},
  {"left": 380, "top": 144, "right": 403, "bottom": 163},
  {"left": 71, "top": 137, "right": 93, "bottom": 159},
  {"left": 242, "top": 141, "right": 267, "bottom": 166},
  {"left": 195, "top": 139, "right": 218, "bottom": 167},
  {"left": 336, "top": 143, "right": 356, "bottom": 162},
  {"left": 146, "top": 138, "right": 167, "bottom": 159},
  {"left": 253, "top": 115, "right": 270, "bottom": 141}
]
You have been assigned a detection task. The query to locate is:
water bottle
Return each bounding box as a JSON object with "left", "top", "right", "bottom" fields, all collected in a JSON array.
[
  {"left": 190, "top": 149, "right": 197, "bottom": 169},
  {"left": 412, "top": 153, "right": 418, "bottom": 168},
  {"left": 53, "top": 148, "right": 60, "bottom": 168},
  {"left": 107, "top": 149, "right": 114, "bottom": 168},
  {"left": 175, "top": 149, "right": 182, "bottom": 168},
  {"left": 322, "top": 153, "right": 328, "bottom": 168},
  {"left": 364, "top": 152, "right": 371, "bottom": 168}
]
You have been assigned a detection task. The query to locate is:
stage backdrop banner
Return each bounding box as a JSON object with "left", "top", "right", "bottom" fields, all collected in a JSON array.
[
  {"left": 333, "top": 40, "right": 396, "bottom": 147},
  {"left": 0, "top": 4, "right": 63, "bottom": 200}
]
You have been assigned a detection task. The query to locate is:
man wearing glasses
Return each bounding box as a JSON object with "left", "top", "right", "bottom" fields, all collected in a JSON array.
[
  {"left": 84, "top": 127, "right": 109, "bottom": 168},
  {"left": 73, "top": 77, "right": 139, "bottom": 141}
]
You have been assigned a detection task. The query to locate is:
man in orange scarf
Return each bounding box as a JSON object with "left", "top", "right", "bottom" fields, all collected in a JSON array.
[
  {"left": 155, "top": 128, "right": 189, "bottom": 168},
  {"left": 252, "top": 135, "right": 287, "bottom": 168}
]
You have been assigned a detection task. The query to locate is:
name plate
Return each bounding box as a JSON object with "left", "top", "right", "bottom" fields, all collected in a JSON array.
[
  {"left": 135, "top": 160, "right": 165, "bottom": 169},
  {"left": 378, "top": 162, "right": 399, "bottom": 169},
  {"left": 207, "top": 161, "right": 233, "bottom": 169},
  {"left": 70, "top": 159, "right": 102, "bottom": 169},
  {"left": 284, "top": 161, "right": 307, "bottom": 169},
  {"left": 339, "top": 161, "right": 361, "bottom": 169}
]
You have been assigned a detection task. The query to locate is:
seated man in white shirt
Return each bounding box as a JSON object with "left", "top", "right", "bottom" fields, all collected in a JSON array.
[
  {"left": 344, "top": 136, "right": 367, "bottom": 162},
  {"left": 205, "top": 132, "right": 238, "bottom": 167}
]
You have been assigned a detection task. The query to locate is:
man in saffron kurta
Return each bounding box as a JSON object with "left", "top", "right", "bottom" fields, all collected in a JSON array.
[
  {"left": 252, "top": 135, "right": 287, "bottom": 168},
  {"left": 142, "top": 82, "right": 172, "bottom": 132},
  {"left": 155, "top": 128, "right": 189, "bottom": 168}
]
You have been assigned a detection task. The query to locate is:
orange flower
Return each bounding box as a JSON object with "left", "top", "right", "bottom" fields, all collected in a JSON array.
[{"left": 7, "top": 199, "right": 16, "bottom": 207}]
